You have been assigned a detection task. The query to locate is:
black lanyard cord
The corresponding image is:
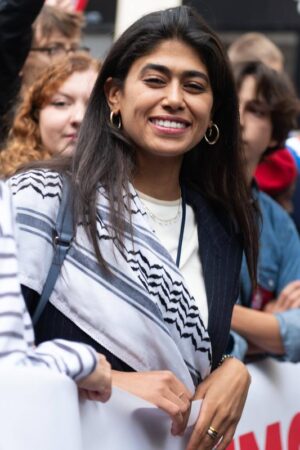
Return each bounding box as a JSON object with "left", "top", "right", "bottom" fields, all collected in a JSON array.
[{"left": 175, "top": 186, "right": 186, "bottom": 268}]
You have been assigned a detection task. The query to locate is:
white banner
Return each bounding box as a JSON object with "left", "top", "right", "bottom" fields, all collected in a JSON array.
[
  {"left": 0, "top": 358, "right": 299, "bottom": 450},
  {"left": 229, "top": 359, "right": 300, "bottom": 450}
]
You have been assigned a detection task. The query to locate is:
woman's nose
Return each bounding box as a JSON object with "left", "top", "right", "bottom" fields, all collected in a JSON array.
[
  {"left": 70, "top": 104, "right": 85, "bottom": 126},
  {"left": 162, "top": 83, "right": 184, "bottom": 110}
]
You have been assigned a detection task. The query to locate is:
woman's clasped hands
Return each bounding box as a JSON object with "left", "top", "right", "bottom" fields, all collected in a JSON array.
[{"left": 113, "top": 357, "right": 251, "bottom": 450}]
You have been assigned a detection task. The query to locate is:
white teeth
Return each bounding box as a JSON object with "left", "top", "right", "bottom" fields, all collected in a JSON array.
[{"left": 152, "top": 119, "right": 187, "bottom": 129}]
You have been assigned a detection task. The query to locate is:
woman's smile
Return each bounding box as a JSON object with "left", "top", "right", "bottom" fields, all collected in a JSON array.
[{"left": 149, "top": 115, "right": 191, "bottom": 135}]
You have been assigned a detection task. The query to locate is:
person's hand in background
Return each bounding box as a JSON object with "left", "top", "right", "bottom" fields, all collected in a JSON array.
[{"left": 45, "top": 0, "right": 88, "bottom": 11}]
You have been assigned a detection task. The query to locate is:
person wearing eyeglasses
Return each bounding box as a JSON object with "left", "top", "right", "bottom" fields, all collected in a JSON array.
[
  {"left": 31, "top": 43, "right": 90, "bottom": 58},
  {"left": 21, "top": 5, "right": 86, "bottom": 91}
]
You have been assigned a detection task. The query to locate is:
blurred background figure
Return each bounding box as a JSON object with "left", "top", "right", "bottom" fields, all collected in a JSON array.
[
  {"left": 0, "top": 53, "right": 100, "bottom": 178},
  {"left": 21, "top": 4, "right": 86, "bottom": 92},
  {"left": 228, "top": 30, "right": 300, "bottom": 229},
  {"left": 228, "top": 32, "right": 284, "bottom": 72},
  {"left": 229, "top": 60, "right": 300, "bottom": 363}
]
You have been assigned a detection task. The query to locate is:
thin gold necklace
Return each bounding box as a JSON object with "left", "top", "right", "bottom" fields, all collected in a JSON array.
[{"left": 138, "top": 191, "right": 182, "bottom": 226}]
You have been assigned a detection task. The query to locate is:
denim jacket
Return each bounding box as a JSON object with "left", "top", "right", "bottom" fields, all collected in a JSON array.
[{"left": 231, "top": 189, "right": 300, "bottom": 362}]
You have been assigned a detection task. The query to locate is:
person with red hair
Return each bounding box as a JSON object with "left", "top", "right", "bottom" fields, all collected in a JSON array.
[{"left": 0, "top": 53, "right": 100, "bottom": 177}]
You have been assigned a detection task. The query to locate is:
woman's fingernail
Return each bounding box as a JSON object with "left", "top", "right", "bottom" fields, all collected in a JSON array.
[{"left": 171, "top": 425, "right": 179, "bottom": 436}]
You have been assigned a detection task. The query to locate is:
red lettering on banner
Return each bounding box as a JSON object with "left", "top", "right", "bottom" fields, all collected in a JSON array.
[
  {"left": 239, "top": 432, "right": 259, "bottom": 450},
  {"left": 229, "top": 414, "right": 300, "bottom": 450},
  {"left": 265, "top": 422, "right": 282, "bottom": 450},
  {"left": 231, "top": 422, "right": 282, "bottom": 450},
  {"left": 288, "top": 413, "right": 300, "bottom": 450}
]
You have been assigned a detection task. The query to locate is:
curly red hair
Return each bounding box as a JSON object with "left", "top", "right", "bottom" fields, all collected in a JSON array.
[{"left": 1, "top": 53, "right": 100, "bottom": 177}]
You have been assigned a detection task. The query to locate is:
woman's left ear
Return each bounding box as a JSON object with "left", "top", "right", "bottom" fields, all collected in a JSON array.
[{"left": 104, "top": 77, "right": 122, "bottom": 111}]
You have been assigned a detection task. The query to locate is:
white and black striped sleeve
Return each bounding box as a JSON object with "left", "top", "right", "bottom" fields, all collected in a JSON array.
[
  {"left": 0, "top": 181, "right": 97, "bottom": 380},
  {"left": 33, "top": 339, "right": 98, "bottom": 381}
]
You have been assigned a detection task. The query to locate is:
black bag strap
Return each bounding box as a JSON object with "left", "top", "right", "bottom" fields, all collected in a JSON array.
[{"left": 32, "top": 174, "right": 74, "bottom": 325}]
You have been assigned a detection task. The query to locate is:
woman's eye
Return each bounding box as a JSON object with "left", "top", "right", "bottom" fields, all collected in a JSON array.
[
  {"left": 248, "top": 108, "right": 267, "bottom": 118},
  {"left": 50, "top": 100, "right": 68, "bottom": 107},
  {"left": 184, "top": 82, "right": 205, "bottom": 92},
  {"left": 144, "top": 77, "right": 165, "bottom": 86},
  {"left": 252, "top": 110, "right": 265, "bottom": 118},
  {"left": 247, "top": 101, "right": 269, "bottom": 118}
]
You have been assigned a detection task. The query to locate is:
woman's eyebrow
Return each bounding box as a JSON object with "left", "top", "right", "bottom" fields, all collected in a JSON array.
[
  {"left": 140, "top": 63, "right": 209, "bottom": 82},
  {"left": 51, "top": 91, "right": 72, "bottom": 100}
]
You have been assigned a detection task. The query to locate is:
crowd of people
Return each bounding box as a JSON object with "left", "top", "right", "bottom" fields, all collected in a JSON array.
[{"left": 1, "top": 1, "right": 300, "bottom": 449}]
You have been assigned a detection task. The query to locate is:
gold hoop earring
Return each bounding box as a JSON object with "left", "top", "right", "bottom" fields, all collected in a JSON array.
[
  {"left": 110, "top": 111, "right": 122, "bottom": 129},
  {"left": 204, "top": 122, "right": 220, "bottom": 145}
]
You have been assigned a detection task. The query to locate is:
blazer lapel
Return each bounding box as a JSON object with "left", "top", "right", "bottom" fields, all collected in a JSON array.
[{"left": 185, "top": 187, "right": 242, "bottom": 369}]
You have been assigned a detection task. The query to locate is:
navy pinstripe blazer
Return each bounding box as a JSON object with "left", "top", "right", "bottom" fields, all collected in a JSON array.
[{"left": 185, "top": 187, "right": 243, "bottom": 370}]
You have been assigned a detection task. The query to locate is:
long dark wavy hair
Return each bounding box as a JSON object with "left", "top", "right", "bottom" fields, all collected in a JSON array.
[{"left": 38, "top": 6, "right": 259, "bottom": 284}]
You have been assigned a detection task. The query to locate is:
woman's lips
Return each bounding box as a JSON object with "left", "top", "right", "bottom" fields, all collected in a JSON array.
[{"left": 65, "top": 134, "right": 78, "bottom": 141}]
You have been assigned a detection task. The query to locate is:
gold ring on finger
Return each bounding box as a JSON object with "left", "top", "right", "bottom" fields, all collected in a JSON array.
[{"left": 207, "top": 426, "right": 219, "bottom": 440}]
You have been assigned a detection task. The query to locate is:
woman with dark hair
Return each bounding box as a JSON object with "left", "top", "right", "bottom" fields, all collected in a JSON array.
[
  {"left": 10, "top": 6, "right": 258, "bottom": 449},
  {"left": 230, "top": 60, "right": 300, "bottom": 363}
]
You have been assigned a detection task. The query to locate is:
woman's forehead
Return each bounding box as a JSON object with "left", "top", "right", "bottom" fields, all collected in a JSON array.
[{"left": 125, "top": 39, "right": 209, "bottom": 77}]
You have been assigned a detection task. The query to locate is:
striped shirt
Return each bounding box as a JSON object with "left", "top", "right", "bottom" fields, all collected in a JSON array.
[{"left": 0, "top": 181, "right": 97, "bottom": 380}]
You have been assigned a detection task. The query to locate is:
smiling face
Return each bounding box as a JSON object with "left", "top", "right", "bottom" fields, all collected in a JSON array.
[
  {"left": 39, "top": 68, "right": 98, "bottom": 155},
  {"left": 105, "top": 39, "right": 214, "bottom": 167}
]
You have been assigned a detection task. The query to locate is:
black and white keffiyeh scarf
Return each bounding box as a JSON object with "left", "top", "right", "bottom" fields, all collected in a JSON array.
[{"left": 10, "top": 170, "right": 212, "bottom": 391}]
